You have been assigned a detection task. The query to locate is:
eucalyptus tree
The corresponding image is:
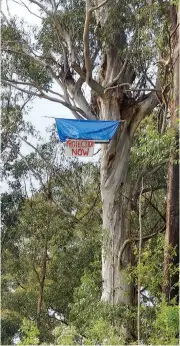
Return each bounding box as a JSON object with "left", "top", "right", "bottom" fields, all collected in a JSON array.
[
  {"left": 163, "top": 3, "right": 179, "bottom": 302},
  {"left": 1, "top": 0, "right": 173, "bottom": 337}
]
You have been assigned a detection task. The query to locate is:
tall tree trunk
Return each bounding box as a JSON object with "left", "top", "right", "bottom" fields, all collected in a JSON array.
[
  {"left": 93, "top": 4, "right": 160, "bottom": 339},
  {"left": 101, "top": 124, "right": 133, "bottom": 305},
  {"left": 162, "top": 4, "right": 179, "bottom": 302},
  {"left": 98, "top": 84, "right": 158, "bottom": 339}
]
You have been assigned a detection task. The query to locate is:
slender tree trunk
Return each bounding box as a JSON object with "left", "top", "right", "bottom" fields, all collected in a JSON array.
[
  {"left": 36, "top": 235, "right": 48, "bottom": 330},
  {"left": 162, "top": 4, "right": 179, "bottom": 302}
]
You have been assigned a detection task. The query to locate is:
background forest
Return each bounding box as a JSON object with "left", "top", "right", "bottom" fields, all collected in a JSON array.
[{"left": 1, "top": 0, "right": 179, "bottom": 345}]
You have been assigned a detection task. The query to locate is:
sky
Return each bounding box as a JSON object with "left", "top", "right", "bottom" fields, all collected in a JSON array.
[{"left": 2, "top": 0, "right": 100, "bottom": 162}]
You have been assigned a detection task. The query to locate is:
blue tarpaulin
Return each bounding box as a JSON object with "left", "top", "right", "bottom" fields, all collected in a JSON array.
[{"left": 55, "top": 118, "right": 120, "bottom": 142}]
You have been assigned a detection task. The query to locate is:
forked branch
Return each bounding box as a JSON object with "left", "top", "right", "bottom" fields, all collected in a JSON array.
[{"left": 72, "top": 62, "right": 104, "bottom": 95}]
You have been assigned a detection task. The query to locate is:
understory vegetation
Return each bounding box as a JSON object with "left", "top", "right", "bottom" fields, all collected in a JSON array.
[{"left": 2, "top": 110, "right": 178, "bottom": 344}]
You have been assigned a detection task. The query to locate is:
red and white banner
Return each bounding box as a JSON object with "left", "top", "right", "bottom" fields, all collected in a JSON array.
[{"left": 65, "top": 139, "right": 95, "bottom": 157}]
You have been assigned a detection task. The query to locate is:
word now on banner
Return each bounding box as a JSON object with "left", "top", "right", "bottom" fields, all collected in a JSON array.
[{"left": 65, "top": 139, "right": 95, "bottom": 157}]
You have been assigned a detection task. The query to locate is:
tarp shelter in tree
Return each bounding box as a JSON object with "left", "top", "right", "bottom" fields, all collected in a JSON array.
[{"left": 55, "top": 118, "right": 120, "bottom": 143}]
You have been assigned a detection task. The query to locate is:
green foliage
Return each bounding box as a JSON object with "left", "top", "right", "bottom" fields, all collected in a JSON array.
[
  {"left": 128, "top": 234, "right": 178, "bottom": 302},
  {"left": 131, "top": 115, "right": 175, "bottom": 168},
  {"left": 148, "top": 300, "right": 179, "bottom": 345},
  {"left": 69, "top": 270, "right": 135, "bottom": 345},
  {"left": 69, "top": 270, "right": 101, "bottom": 333},
  {"left": 18, "top": 318, "right": 40, "bottom": 345},
  {"left": 2, "top": 19, "right": 51, "bottom": 87},
  {"left": 129, "top": 235, "right": 165, "bottom": 299},
  {"left": 2, "top": 125, "right": 102, "bottom": 344},
  {"left": 125, "top": 234, "right": 179, "bottom": 343},
  {"left": 52, "top": 325, "right": 79, "bottom": 345},
  {"left": 84, "top": 319, "right": 124, "bottom": 345},
  {"left": 2, "top": 115, "right": 178, "bottom": 344}
]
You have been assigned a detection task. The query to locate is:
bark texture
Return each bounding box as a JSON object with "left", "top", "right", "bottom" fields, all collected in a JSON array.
[
  {"left": 100, "top": 106, "right": 132, "bottom": 304},
  {"left": 162, "top": 4, "right": 179, "bottom": 302}
]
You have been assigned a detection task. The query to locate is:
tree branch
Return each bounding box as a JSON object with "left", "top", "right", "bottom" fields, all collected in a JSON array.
[
  {"left": 12, "top": 0, "right": 43, "bottom": 19},
  {"left": 104, "top": 83, "right": 131, "bottom": 93},
  {"left": 5, "top": 79, "right": 64, "bottom": 99},
  {"left": 17, "top": 151, "right": 45, "bottom": 189},
  {"left": 83, "top": 1, "right": 93, "bottom": 84},
  {"left": 118, "top": 225, "right": 165, "bottom": 269},
  {"left": 72, "top": 62, "right": 104, "bottom": 95},
  {"left": 2, "top": 46, "right": 64, "bottom": 92},
  {"left": 77, "top": 196, "right": 98, "bottom": 221},
  {"left": 83, "top": 0, "right": 109, "bottom": 85},
  {"left": 29, "top": 0, "right": 50, "bottom": 15},
  {"left": 65, "top": 75, "right": 96, "bottom": 119},
  {"left": 51, "top": 198, "right": 79, "bottom": 221},
  {"left": 141, "top": 185, "right": 166, "bottom": 194},
  {"left": 130, "top": 91, "right": 159, "bottom": 137},
  {"left": 32, "top": 260, "right": 41, "bottom": 284},
  {"left": 18, "top": 135, "right": 52, "bottom": 168},
  {"left": 2, "top": 80, "right": 86, "bottom": 118},
  {"left": 3, "top": 42, "right": 92, "bottom": 119},
  {"left": 143, "top": 196, "right": 166, "bottom": 222},
  {"left": 106, "top": 28, "right": 137, "bottom": 88}
]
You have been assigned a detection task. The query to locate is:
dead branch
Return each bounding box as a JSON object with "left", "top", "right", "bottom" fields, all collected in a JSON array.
[
  {"left": 126, "top": 88, "right": 161, "bottom": 92},
  {"left": 51, "top": 199, "right": 79, "bottom": 221},
  {"left": 141, "top": 185, "right": 166, "bottom": 194},
  {"left": 145, "top": 159, "right": 168, "bottom": 176}
]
